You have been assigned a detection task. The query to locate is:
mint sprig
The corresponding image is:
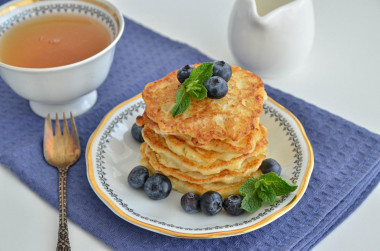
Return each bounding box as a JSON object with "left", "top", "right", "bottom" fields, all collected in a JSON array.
[
  {"left": 171, "top": 62, "right": 213, "bottom": 117},
  {"left": 239, "top": 172, "right": 298, "bottom": 213},
  {"left": 171, "top": 85, "right": 191, "bottom": 117}
]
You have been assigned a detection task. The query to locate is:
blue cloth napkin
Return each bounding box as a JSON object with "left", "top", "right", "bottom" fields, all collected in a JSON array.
[{"left": 0, "top": 13, "right": 379, "bottom": 250}]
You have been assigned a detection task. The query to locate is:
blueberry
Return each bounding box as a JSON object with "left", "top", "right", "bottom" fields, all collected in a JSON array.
[
  {"left": 204, "top": 76, "right": 228, "bottom": 99},
  {"left": 212, "top": 61, "right": 232, "bottom": 82},
  {"left": 223, "top": 194, "right": 245, "bottom": 216},
  {"left": 260, "top": 158, "right": 282, "bottom": 176},
  {"left": 177, "top": 64, "right": 195, "bottom": 83},
  {"left": 200, "top": 191, "right": 223, "bottom": 216},
  {"left": 144, "top": 174, "right": 172, "bottom": 200},
  {"left": 128, "top": 166, "right": 149, "bottom": 189},
  {"left": 131, "top": 123, "right": 144, "bottom": 143},
  {"left": 181, "top": 192, "right": 201, "bottom": 214}
]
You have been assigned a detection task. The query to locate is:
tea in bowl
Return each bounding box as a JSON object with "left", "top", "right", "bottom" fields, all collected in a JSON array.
[{"left": 0, "top": 0, "right": 124, "bottom": 118}]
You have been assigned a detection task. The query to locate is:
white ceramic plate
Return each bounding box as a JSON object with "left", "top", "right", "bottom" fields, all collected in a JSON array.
[{"left": 86, "top": 94, "right": 314, "bottom": 238}]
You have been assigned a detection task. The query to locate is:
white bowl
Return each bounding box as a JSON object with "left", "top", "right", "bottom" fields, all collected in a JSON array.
[{"left": 0, "top": 0, "right": 124, "bottom": 118}]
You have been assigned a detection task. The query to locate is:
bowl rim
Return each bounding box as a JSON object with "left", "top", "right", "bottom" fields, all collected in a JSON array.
[{"left": 0, "top": 0, "right": 125, "bottom": 73}]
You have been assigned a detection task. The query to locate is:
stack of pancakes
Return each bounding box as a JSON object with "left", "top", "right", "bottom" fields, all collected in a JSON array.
[{"left": 137, "top": 64, "right": 268, "bottom": 198}]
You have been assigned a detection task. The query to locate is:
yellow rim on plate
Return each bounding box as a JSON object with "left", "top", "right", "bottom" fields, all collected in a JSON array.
[{"left": 86, "top": 94, "right": 314, "bottom": 238}]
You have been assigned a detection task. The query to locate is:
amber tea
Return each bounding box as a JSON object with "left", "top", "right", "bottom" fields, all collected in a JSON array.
[{"left": 0, "top": 13, "right": 112, "bottom": 68}]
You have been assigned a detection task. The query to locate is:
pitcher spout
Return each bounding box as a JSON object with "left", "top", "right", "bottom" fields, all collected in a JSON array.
[
  {"left": 254, "top": 0, "right": 296, "bottom": 17},
  {"left": 245, "top": 0, "right": 307, "bottom": 25}
]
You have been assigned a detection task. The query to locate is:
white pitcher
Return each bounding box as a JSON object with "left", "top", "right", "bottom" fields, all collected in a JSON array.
[{"left": 228, "top": 0, "right": 315, "bottom": 78}]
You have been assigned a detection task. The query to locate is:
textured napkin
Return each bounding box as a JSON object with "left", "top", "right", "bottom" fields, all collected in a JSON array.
[{"left": 0, "top": 14, "right": 379, "bottom": 250}]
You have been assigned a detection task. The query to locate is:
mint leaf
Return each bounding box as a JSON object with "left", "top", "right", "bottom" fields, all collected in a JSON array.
[
  {"left": 188, "top": 84, "right": 207, "bottom": 100},
  {"left": 241, "top": 191, "right": 262, "bottom": 214},
  {"left": 171, "top": 85, "right": 191, "bottom": 117},
  {"left": 259, "top": 172, "right": 297, "bottom": 196},
  {"left": 257, "top": 182, "right": 276, "bottom": 205},
  {"left": 239, "top": 172, "right": 298, "bottom": 213},
  {"left": 239, "top": 177, "right": 262, "bottom": 213},
  {"left": 171, "top": 62, "right": 214, "bottom": 117},
  {"left": 182, "top": 62, "right": 213, "bottom": 88},
  {"left": 239, "top": 177, "right": 257, "bottom": 196}
]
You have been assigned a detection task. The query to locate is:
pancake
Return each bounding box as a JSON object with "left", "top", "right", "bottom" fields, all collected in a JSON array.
[
  {"left": 138, "top": 113, "right": 261, "bottom": 154},
  {"left": 142, "top": 123, "right": 268, "bottom": 175},
  {"left": 174, "top": 124, "right": 261, "bottom": 154},
  {"left": 137, "top": 64, "right": 267, "bottom": 144},
  {"left": 142, "top": 156, "right": 262, "bottom": 198},
  {"left": 142, "top": 143, "right": 265, "bottom": 184}
]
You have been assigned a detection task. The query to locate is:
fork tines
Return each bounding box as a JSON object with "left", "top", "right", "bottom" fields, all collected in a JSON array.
[{"left": 44, "top": 112, "right": 79, "bottom": 138}]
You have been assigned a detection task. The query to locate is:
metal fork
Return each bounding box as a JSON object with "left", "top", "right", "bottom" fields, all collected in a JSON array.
[{"left": 44, "top": 113, "right": 81, "bottom": 251}]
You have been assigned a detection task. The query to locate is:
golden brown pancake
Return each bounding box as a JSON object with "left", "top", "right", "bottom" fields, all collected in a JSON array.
[
  {"left": 138, "top": 113, "right": 261, "bottom": 154},
  {"left": 141, "top": 124, "right": 267, "bottom": 175},
  {"left": 142, "top": 156, "right": 262, "bottom": 198},
  {"left": 142, "top": 143, "right": 265, "bottom": 184},
  {"left": 137, "top": 64, "right": 267, "bottom": 144}
]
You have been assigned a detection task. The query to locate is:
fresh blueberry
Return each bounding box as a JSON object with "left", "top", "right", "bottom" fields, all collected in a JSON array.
[
  {"left": 204, "top": 76, "right": 228, "bottom": 99},
  {"left": 260, "top": 158, "right": 282, "bottom": 176},
  {"left": 181, "top": 192, "right": 201, "bottom": 214},
  {"left": 131, "top": 123, "right": 144, "bottom": 143},
  {"left": 128, "top": 166, "right": 149, "bottom": 189},
  {"left": 223, "top": 194, "right": 245, "bottom": 216},
  {"left": 200, "top": 191, "right": 223, "bottom": 216},
  {"left": 144, "top": 174, "right": 172, "bottom": 200},
  {"left": 177, "top": 64, "right": 195, "bottom": 83},
  {"left": 212, "top": 61, "right": 232, "bottom": 82}
]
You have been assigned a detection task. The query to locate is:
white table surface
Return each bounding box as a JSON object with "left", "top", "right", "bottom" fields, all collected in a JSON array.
[{"left": 1, "top": 0, "right": 379, "bottom": 250}]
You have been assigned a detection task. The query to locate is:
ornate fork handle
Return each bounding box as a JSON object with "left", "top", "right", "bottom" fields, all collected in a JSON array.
[{"left": 57, "top": 166, "right": 71, "bottom": 251}]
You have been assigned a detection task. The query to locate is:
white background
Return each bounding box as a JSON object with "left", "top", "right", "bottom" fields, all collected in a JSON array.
[{"left": 1, "top": 0, "right": 379, "bottom": 250}]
